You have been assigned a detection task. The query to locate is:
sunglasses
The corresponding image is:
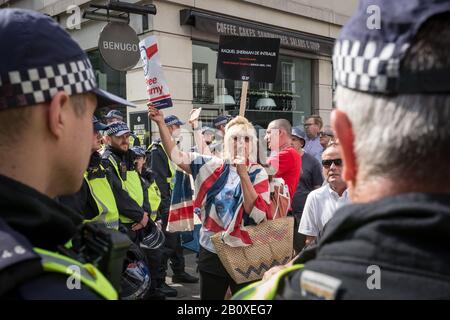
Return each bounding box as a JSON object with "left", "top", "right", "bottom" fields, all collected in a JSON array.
[
  {"left": 232, "top": 136, "right": 250, "bottom": 142},
  {"left": 322, "top": 158, "right": 343, "bottom": 167},
  {"left": 319, "top": 131, "right": 334, "bottom": 138}
]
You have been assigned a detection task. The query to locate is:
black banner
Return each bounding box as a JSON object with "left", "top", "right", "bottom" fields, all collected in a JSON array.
[
  {"left": 129, "top": 111, "right": 150, "bottom": 148},
  {"left": 181, "top": 9, "right": 334, "bottom": 56},
  {"left": 216, "top": 36, "right": 280, "bottom": 82}
]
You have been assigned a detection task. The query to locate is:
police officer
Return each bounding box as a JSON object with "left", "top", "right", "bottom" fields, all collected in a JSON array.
[
  {"left": 131, "top": 146, "right": 162, "bottom": 222},
  {"left": 105, "top": 109, "right": 140, "bottom": 146},
  {"left": 235, "top": 0, "right": 450, "bottom": 300},
  {"left": 147, "top": 114, "right": 198, "bottom": 297},
  {"left": 101, "top": 121, "right": 170, "bottom": 299},
  {"left": 101, "top": 122, "right": 150, "bottom": 231},
  {"left": 59, "top": 117, "right": 119, "bottom": 230},
  {"left": 59, "top": 118, "right": 147, "bottom": 231},
  {"left": 212, "top": 115, "right": 229, "bottom": 137},
  {"left": 0, "top": 9, "right": 137, "bottom": 299},
  {"left": 210, "top": 115, "right": 231, "bottom": 157},
  {"left": 105, "top": 109, "right": 124, "bottom": 124},
  {"left": 129, "top": 146, "right": 166, "bottom": 299},
  {"left": 58, "top": 117, "right": 163, "bottom": 299}
]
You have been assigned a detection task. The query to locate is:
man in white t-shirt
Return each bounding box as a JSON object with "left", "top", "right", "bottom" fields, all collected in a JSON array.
[{"left": 299, "top": 143, "right": 349, "bottom": 246}]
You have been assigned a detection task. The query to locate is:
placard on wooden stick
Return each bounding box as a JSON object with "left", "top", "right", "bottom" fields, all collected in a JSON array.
[{"left": 216, "top": 36, "right": 280, "bottom": 117}]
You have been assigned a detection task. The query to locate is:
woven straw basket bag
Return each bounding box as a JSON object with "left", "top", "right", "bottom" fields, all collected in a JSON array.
[{"left": 211, "top": 216, "right": 294, "bottom": 284}]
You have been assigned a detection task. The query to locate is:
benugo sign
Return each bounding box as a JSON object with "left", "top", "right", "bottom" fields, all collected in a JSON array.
[{"left": 98, "top": 22, "right": 140, "bottom": 71}]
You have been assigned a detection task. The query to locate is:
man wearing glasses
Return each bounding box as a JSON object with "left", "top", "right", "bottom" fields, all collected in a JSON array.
[
  {"left": 298, "top": 143, "right": 349, "bottom": 246},
  {"left": 319, "top": 126, "right": 335, "bottom": 151},
  {"left": 303, "top": 115, "right": 324, "bottom": 162}
]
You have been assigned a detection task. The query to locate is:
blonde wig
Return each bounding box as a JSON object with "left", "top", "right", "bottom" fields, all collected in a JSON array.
[{"left": 223, "top": 116, "right": 258, "bottom": 163}]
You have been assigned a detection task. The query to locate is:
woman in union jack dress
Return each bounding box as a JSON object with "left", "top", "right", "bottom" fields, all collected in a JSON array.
[{"left": 148, "top": 105, "right": 271, "bottom": 299}]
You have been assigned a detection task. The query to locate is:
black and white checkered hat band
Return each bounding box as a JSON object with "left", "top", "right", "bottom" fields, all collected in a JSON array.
[
  {"left": 0, "top": 57, "right": 96, "bottom": 109},
  {"left": 106, "top": 123, "right": 129, "bottom": 136},
  {"left": 333, "top": 39, "right": 409, "bottom": 93},
  {"left": 214, "top": 119, "right": 227, "bottom": 126},
  {"left": 166, "top": 119, "right": 180, "bottom": 126}
]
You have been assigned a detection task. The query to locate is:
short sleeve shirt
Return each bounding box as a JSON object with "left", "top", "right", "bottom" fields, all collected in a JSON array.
[
  {"left": 267, "top": 146, "right": 302, "bottom": 203},
  {"left": 298, "top": 184, "right": 350, "bottom": 237}
]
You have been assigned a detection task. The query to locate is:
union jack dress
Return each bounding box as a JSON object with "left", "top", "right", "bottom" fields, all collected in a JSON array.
[{"left": 167, "top": 153, "right": 271, "bottom": 253}]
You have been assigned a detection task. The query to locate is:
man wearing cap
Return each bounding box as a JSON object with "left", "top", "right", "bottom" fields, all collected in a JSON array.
[
  {"left": 104, "top": 109, "right": 141, "bottom": 147},
  {"left": 235, "top": 0, "right": 450, "bottom": 300},
  {"left": 290, "top": 127, "right": 323, "bottom": 253},
  {"left": 59, "top": 117, "right": 119, "bottom": 230},
  {"left": 190, "top": 124, "right": 216, "bottom": 155},
  {"left": 131, "top": 146, "right": 161, "bottom": 224},
  {"left": 101, "top": 122, "right": 173, "bottom": 299},
  {"left": 59, "top": 118, "right": 149, "bottom": 232},
  {"left": 213, "top": 115, "right": 229, "bottom": 136},
  {"left": 209, "top": 115, "right": 230, "bottom": 157},
  {"left": 147, "top": 114, "right": 198, "bottom": 296},
  {"left": 129, "top": 145, "right": 166, "bottom": 299},
  {"left": 102, "top": 122, "right": 150, "bottom": 230},
  {"left": 201, "top": 127, "right": 215, "bottom": 146},
  {"left": 105, "top": 109, "right": 124, "bottom": 124},
  {"left": 0, "top": 9, "right": 137, "bottom": 299},
  {"left": 58, "top": 118, "right": 167, "bottom": 299}
]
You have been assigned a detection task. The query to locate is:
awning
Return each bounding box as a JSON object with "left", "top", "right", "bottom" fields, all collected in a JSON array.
[{"left": 180, "top": 9, "right": 334, "bottom": 56}]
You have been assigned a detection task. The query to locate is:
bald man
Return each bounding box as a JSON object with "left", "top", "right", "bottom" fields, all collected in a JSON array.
[{"left": 264, "top": 119, "right": 302, "bottom": 206}]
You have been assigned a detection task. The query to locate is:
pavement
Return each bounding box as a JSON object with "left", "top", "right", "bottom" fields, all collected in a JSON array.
[{"left": 165, "top": 249, "right": 201, "bottom": 300}]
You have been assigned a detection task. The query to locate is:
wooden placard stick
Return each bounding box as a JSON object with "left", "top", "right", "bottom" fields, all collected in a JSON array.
[{"left": 239, "top": 81, "right": 249, "bottom": 117}]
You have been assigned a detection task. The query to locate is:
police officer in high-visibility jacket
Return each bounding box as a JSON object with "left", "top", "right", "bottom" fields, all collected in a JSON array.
[
  {"left": 147, "top": 115, "right": 198, "bottom": 297},
  {"left": 59, "top": 117, "right": 146, "bottom": 230},
  {"left": 101, "top": 122, "right": 152, "bottom": 241},
  {"left": 130, "top": 146, "right": 166, "bottom": 299},
  {"left": 131, "top": 146, "right": 161, "bottom": 222},
  {"left": 101, "top": 122, "right": 168, "bottom": 299},
  {"left": 0, "top": 9, "right": 137, "bottom": 299}
]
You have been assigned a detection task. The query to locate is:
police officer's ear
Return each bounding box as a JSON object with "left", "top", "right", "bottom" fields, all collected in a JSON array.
[
  {"left": 331, "top": 109, "right": 356, "bottom": 184},
  {"left": 47, "top": 91, "right": 71, "bottom": 139},
  {"left": 104, "top": 135, "right": 112, "bottom": 145}
]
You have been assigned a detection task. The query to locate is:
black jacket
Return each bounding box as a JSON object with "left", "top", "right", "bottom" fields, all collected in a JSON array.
[
  {"left": 277, "top": 193, "right": 450, "bottom": 299},
  {"left": 0, "top": 174, "right": 100, "bottom": 299},
  {"left": 146, "top": 140, "right": 172, "bottom": 222},
  {"left": 60, "top": 152, "right": 144, "bottom": 223},
  {"left": 101, "top": 147, "right": 148, "bottom": 221}
]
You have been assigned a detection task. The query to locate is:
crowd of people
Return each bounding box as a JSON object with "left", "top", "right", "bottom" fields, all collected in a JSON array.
[
  {"left": 2, "top": 0, "right": 450, "bottom": 301},
  {"left": 145, "top": 104, "right": 346, "bottom": 299}
]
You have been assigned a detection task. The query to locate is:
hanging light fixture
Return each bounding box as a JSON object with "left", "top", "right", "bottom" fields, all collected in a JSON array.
[
  {"left": 214, "top": 87, "right": 235, "bottom": 105},
  {"left": 255, "top": 91, "right": 276, "bottom": 110}
]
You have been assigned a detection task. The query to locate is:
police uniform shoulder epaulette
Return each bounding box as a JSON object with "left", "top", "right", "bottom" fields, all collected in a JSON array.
[
  {"left": 298, "top": 269, "right": 343, "bottom": 300},
  {"left": 0, "top": 221, "right": 43, "bottom": 296},
  {"left": 149, "top": 140, "right": 163, "bottom": 151},
  {"left": 101, "top": 149, "right": 112, "bottom": 160}
]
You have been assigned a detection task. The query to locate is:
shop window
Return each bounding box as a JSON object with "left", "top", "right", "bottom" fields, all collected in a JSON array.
[
  {"left": 193, "top": 62, "right": 213, "bottom": 104},
  {"left": 192, "top": 41, "right": 311, "bottom": 128},
  {"left": 87, "top": 49, "right": 127, "bottom": 121}
]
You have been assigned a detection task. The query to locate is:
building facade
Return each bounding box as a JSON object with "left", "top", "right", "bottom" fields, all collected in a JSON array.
[{"left": 2, "top": 0, "right": 358, "bottom": 146}]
